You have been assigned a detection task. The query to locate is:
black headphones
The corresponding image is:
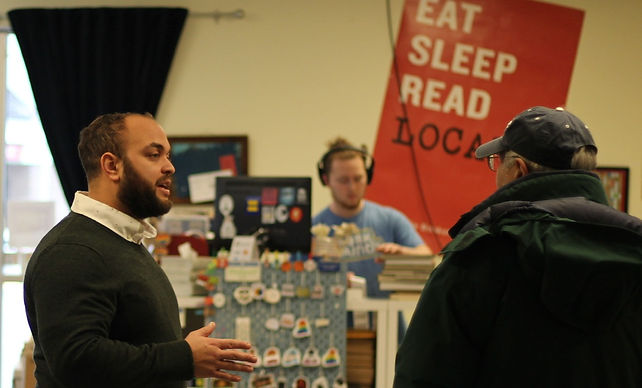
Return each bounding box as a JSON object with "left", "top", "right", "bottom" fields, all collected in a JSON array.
[{"left": 317, "top": 146, "right": 375, "bottom": 185}]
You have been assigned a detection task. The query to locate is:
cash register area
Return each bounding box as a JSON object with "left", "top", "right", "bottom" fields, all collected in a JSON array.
[{"left": 154, "top": 176, "right": 432, "bottom": 388}]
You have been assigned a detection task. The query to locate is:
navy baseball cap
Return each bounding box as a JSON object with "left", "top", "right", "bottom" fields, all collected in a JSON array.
[{"left": 475, "top": 106, "right": 597, "bottom": 169}]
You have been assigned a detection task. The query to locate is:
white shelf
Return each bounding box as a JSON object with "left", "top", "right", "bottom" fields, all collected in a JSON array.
[
  {"left": 176, "top": 296, "right": 206, "bottom": 309},
  {"left": 346, "top": 289, "right": 419, "bottom": 388}
]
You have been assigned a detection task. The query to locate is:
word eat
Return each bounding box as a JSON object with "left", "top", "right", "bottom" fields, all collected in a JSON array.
[{"left": 416, "top": 0, "right": 483, "bottom": 33}]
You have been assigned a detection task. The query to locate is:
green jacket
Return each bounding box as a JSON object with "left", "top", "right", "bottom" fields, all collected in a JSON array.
[{"left": 394, "top": 171, "right": 642, "bottom": 387}]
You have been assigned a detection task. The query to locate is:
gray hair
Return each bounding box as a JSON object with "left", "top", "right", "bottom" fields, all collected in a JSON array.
[{"left": 505, "top": 146, "right": 597, "bottom": 172}]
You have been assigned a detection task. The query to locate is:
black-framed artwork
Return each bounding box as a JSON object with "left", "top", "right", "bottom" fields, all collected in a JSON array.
[
  {"left": 169, "top": 136, "right": 248, "bottom": 203},
  {"left": 594, "top": 166, "right": 629, "bottom": 212}
]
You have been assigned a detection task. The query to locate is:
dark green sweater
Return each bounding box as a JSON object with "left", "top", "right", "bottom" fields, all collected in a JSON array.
[
  {"left": 395, "top": 171, "right": 642, "bottom": 387},
  {"left": 24, "top": 212, "right": 193, "bottom": 388}
]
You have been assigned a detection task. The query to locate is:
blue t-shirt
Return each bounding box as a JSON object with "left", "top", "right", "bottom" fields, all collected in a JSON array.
[{"left": 312, "top": 200, "right": 424, "bottom": 298}]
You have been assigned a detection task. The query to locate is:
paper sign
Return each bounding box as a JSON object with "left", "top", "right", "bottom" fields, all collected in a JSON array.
[
  {"left": 187, "top": 169, "right": 233, "bottom": 203},
  {"left": 225, "top": 263, "right": 262, "bottom": 282},
  {"left": 229, "top": 235, "right": 259, "bottom": 262},
  {"left": 219, "top": 154, "right": 238, "bottom": 175}
]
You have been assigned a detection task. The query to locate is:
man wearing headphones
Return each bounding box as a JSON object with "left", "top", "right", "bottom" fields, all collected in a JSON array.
[{"left": 313, "top": 137, "right": 432, "bottom": 299}]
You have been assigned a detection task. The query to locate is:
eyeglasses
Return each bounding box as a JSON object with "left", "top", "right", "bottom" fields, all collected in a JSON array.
[{"left": 487, "top": 154, "right": 519, "bottom": 172}]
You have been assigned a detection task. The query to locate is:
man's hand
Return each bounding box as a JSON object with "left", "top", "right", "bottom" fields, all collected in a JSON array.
[
  {"left": 377, "top": 243, "right": 433, "bottom": 255},
  {"left": 376, "top": 242, "right": 406, "bottom": 255},
  {"left": 375, "top": 242, "right": 409, "bottom": 262},
  {"left": 375, "top": 243, "right": 433, "bottom": 262},
  {"left": 185, "top": 322, "right": 257, "bottom": 382}
]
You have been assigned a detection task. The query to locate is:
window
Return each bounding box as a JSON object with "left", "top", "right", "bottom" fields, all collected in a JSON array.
[{"left": 0, "top": 33, "right": 68, "bottom": 388}]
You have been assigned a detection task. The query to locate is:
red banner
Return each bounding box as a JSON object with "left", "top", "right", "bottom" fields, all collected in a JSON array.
[{"left": 367, "top": 0, "right": 584, "bottom": 251}]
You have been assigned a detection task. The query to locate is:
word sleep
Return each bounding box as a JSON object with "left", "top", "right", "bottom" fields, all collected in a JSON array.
[{"left": 408, "top": 35, "right": 517, "bottom": 82}]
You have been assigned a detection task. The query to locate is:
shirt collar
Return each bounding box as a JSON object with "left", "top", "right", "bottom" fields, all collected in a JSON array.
[{"left": 70, "top": 191, "right": 157, "bottom": 244}]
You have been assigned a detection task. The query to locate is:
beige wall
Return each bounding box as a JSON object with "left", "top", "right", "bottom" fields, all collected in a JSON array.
[{"left": 1, "top": 0, "right": 640, "bottom": 221}]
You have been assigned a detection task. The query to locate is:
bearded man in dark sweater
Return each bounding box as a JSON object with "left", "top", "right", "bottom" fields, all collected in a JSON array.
[{"left": 24, "top": 113, "right": 257, "bottom": 388}]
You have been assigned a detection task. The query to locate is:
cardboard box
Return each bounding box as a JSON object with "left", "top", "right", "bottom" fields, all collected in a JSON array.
[{"left": 20, "top": 339, "right": 36, "bottom": 388}]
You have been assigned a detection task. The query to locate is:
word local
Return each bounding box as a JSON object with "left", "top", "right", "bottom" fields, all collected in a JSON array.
[{"left": 392, "top": 116, "right": 482, "bottom": 159}]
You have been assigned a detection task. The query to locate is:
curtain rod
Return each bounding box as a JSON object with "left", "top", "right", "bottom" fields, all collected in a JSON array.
[
  {"left": 192, "top": 9, "right": 245, "bottom": 21},
  {"left": 0, "top": 8, "right": 245, "bottom": 32}
]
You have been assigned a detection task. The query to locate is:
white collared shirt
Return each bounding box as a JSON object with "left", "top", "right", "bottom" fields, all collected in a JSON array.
[{"left": 70, "top": 191, "right": 157, "bottom": 245}]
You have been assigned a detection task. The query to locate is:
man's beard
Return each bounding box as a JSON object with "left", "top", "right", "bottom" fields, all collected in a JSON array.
[
  {"left": 118, "top": 158, "right": 173, "bottom": 219},
  {"left": 332, "top": 192, "right": 362, "bottom": 211}
]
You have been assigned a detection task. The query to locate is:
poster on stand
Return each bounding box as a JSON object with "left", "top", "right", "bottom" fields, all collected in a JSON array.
[{"left": 367, "top": 0, "right": 585, "bottom": 250}]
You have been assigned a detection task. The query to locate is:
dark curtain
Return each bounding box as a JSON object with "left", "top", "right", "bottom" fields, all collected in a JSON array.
[{"left": 8, "top": 8, "right": 188, "bottom": 205}]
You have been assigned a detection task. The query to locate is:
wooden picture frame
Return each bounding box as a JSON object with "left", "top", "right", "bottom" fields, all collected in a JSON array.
[
  {"left": 594, "top": 167, "right": 629, "bottom": 212},
  {"left": 168, "top": 136, "right": 248, "bottom": 203}
]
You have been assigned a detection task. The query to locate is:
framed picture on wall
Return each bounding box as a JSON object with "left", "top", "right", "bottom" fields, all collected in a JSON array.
[
  {"left": 168, "top": 136, "right": 248, "bottom": 203},
  {"left": 593, "top": 167, "right": 629, "bottom": 212}
]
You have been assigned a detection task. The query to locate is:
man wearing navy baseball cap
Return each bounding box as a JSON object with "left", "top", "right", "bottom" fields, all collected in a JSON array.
[
  {"left": 395, "top": 106, "right": 642, "bottom": 387},
  {"left": 475, "top": 106, "right": 598, "bottom": 187}
]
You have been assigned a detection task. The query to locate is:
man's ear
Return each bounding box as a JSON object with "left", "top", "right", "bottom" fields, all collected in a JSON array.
[
  {"left": 322, "top": 173, "right": 329, "bottom": 186},
  {"left": 513, "top": 157, "right": 529, "bottom": 178},
  {"left": 100, "top": 152, "right": 121, "bottom": 182}
]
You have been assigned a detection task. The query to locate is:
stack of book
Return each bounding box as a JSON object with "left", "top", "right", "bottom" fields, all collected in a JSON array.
[
  {"left": 346, "top": 329, "right": 376, "bottom": 387},
  {"left": 378, "top": 254, "right": 439, "bottom": 292}
]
